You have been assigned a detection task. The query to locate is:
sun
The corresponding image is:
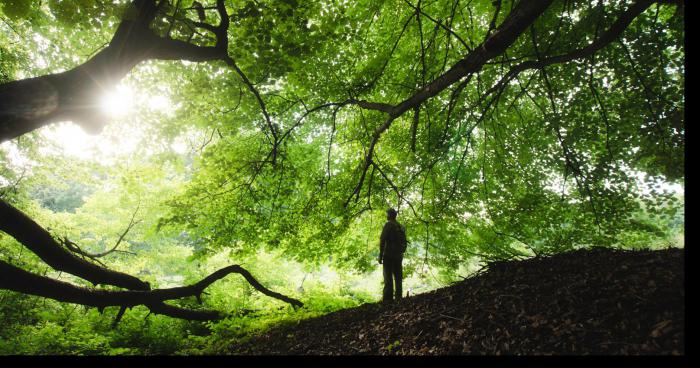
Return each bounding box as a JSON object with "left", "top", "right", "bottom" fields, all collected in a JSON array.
[
  {"left": 32, "top": 83, "right": 179, "bottom": 162},
  {"left": 100, "top": 84, "right": 134, "bottom": 117}
]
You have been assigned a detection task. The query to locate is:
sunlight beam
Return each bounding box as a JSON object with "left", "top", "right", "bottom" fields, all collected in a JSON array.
[{"left": 100, "top": 85, "right": 134, "bottom": 117}]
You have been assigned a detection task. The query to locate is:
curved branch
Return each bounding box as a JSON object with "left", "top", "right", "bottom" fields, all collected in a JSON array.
[
  {"left": 0, "top": 199, "right": 149, "bottom": 290},
  {"left": 343, "top": 0, "right": 553, "bottom": 206},
  {"left": 223, "top": 56, "right": 277, "bottom": 149},
  {"left": 278, "top": 100, "right": 349, "bottom": 144},
  {"left": 207, "top": 265, "right": 304, "bottom": 308},
  {"left": 344, "top": 116, "right": 396, "bottom": 207},
  {"left": 481, "top": 0, "right": 659, "bottom": 100},
  {"left": 0, "top": 199, "right": 303, "bottom": 320},
  {"left": 388, "top": 0, "right": 554, "bottom": 119},
  {"left": 343, "top": 0, "right": 672, "bottom": 206},
  {"left": 0, "top": 260, "right": 302, "bottom": 320},
  {"left": 65, "top": 204, "right": 141, "bottom": 259}
]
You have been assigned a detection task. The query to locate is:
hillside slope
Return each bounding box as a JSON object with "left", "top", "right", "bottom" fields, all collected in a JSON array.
[{"left": 227, "top": 248, "right": 684, "bottom": 355}]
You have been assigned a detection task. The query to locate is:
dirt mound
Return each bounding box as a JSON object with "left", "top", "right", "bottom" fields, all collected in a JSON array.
[{"left": 227, "top": 247, "right": 684, "bottom": 355}]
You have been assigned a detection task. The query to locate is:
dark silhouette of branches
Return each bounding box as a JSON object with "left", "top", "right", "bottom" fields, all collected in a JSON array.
[{"left": 0, "top": 199, "right": 302, "bottom": 321}]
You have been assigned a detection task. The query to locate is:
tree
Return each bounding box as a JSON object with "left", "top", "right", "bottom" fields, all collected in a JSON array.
[
  {"left": 1, "top": 0, "right": 302, "bottom": 321},
  {"left": 0, "top": 0, "right": 684, "bottom": 320}
]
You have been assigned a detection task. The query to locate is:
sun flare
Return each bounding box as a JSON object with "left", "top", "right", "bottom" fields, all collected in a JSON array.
[{"left": 100, "top": 84, "right": 134, "bottom": 117}]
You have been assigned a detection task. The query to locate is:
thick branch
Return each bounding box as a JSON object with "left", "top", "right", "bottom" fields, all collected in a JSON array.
[
  {"left": 0, "top": 260, "right": 302, "bottom": 320},
  {"left": 482, "top": 0, "right": 658, "bottom": 100},
  {"left": 389, "top": 0, "right": 554, "bottom": 119},
  {"left": 0, "top": 199, "right": 149, "bottom": 290},
  {"left": 344, "top": 0, "right": 671, "bottom": 207},
  {"left": 347, "top": 99, "right": 395, "bottom": 114},
  {"left": 0, "top": 198, "right": 303, "bottom": 320},
  {"left": 143, "top": 34, "right": 224, "bottom": 61},
  {"left": 344, "top": 0, "right": 553, "bottom": 206},
  {"left": 0, "top": 0, "right": 241, "bottom": 141}
]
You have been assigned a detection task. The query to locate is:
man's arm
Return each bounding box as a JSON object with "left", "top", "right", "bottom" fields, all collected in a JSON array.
[
  {"left": 379, "top": 223, "right": 387, "bottom": 264},
  {"left": 400, "top": 224, "right": 407, "bottom": 253}
]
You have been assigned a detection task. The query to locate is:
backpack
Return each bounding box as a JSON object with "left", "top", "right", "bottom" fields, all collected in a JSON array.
[
  {"left": 397, "top": 223, "right": 407, "bottom": 253},
  {"left": 383, "top": 221, "right": 408, "bottom": 257}
]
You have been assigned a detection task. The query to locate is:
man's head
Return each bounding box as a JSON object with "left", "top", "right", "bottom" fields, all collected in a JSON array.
[{"left": 386, "top": 208, "right": 397, "bottom": 220}]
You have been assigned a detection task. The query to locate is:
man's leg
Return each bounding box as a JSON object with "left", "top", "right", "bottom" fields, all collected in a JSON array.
[
  {"left": 393, "top": 257, "right": 403, "bottom": 300},
  {"left": 382, "top": 260, "right": 393, "bottom": 302}
]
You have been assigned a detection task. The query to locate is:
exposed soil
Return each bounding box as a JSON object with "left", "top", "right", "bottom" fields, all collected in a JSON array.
[{"left": 227, "top": 247, "right": 684, "bottom": 355}]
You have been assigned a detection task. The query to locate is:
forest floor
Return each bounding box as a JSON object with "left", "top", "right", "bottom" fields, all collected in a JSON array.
[{"left": 226, "top": 247, "right": 684, "bottom": 355}]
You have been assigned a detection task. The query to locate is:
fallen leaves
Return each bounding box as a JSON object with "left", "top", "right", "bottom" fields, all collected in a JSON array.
[{"left": 228, "top": 248, "right": 684, "bottom": 355}]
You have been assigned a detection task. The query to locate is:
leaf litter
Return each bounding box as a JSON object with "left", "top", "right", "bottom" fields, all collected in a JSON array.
[{"left": 228, "top": 248, "right": 684, "bottom": 355}]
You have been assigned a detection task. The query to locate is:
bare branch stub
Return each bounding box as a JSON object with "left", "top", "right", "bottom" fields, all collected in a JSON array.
[{"left": 64, "top": 204, "right": 141, "bottom": 260}]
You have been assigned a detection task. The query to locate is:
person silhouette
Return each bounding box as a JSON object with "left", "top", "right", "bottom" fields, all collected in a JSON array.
[{"left": 378, "top": 208, "right": 407, "bottom": 303}]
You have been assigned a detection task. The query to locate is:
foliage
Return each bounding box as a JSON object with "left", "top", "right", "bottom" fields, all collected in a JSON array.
[{"left": 0, "top": 0, "right": 684, "bottom": 355}]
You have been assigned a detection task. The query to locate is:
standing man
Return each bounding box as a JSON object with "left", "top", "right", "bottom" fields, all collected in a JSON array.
[{"left": 379, "top": 208, "right": 407, "bottom": 303}]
